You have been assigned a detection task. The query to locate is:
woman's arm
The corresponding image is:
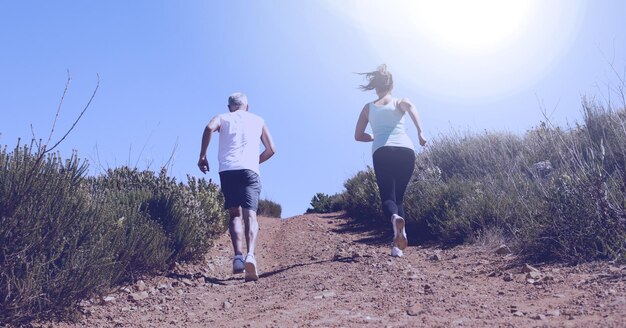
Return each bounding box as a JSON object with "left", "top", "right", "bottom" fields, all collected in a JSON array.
[
  {"left": 354, "top": 104, "right": 374, "bottom": 142},
  {"left": 398, "top": 98, "right": 427, "bottom": 146}
]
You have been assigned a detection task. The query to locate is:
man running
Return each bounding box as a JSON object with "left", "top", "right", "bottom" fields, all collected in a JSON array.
[{"left": 198, "top": 92, "right": 276, "bottom": 282}]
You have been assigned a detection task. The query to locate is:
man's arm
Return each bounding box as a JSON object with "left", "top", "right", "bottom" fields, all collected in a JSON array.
[
  {"left": 198, "top": 115, "right": 220, "bottom": 173},
  {"left": 259, "top": 123, "right": 276, "bottom": 164}
]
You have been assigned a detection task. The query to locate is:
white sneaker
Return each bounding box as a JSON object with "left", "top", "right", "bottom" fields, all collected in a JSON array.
[
  {"left": 391, "top": 246, "right": 404, "bottom": 257},
  {"left": 232, "top": 255, "right": 245, "bottom": 274},
  {"left": 392, "top": 215, "right": 408, "bottom": 250},
  {"left": 244, "top": 254, "right": 259, "bottom": 282}
]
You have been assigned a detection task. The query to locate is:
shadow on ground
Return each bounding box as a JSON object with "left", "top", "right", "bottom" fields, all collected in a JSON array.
[
  {"left": 201, "top": 256, "right": 363, "bottom": 284},
  {"left": 321, "top": 211, "right": 440, "bottom": 248}
]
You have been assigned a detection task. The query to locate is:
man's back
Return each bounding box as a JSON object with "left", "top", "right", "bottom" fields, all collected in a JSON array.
[{"left": 218, "top": 110, "right": 265, "bottom": 174}]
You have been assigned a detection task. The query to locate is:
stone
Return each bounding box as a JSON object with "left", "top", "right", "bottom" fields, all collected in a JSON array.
[
  {"left": 222, "top": 301, "right": 233, "bottom": 309},
  {"left": 452, "top": 319, "right": 465, "bottom": 326},
  {"left": 314, "top": 290, "right": 336, "bottom": 299},
  {"left": 78, "top": 299, "right": 92, "bottom": 307},
  {"left": 503, "top": 273, "right": 514, "bottom": 282},
  {"left": 406, "top": 304, "right": 423, "bottom": 316},
  {"left": 522, "top": 264, "right": 540, "bottom": 274},
  {"left": 129, "top": 291, "right": 149, "bottom": 302},
  {"left": 526, "top": 271, "right": 541, "bottom": 280},
  {"left": 101, "top": 296, "right": 116, "bottom": 304},
  {"left": 135, "top": 280, "right": 147, "bottom": 292},
  {"left": 611, "top": 297, "right": 626, "bottom": 306},
  {"left": 181, "top": 278, "right": 194, "bottom": 286},
  {"left": 513, "top": 311, "right": 525, "bottom": 317},
  {"left": 531, "top": 314, "right": 546, "bottom": 320},
  {"left": 546, "top": 310, "right": 561, "bottom": 317},
  {"left": 494, "top": 244, "right": 512, "bottom": 255},
  {"left": 429, "top": 253, "right": 442, "bottom": 261}
]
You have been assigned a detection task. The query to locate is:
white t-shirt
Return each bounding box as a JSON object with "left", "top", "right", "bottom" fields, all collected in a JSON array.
[{"left": 217, "top": 110, "right": 265, "bottom": 175}]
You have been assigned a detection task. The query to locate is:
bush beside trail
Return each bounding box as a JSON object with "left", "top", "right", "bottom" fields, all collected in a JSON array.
[
  {"left": 306, "top": 192, "right": 345, "bottom": 214},
  {"left": 0, "top": 144, "right": 228, "bottom": 325},
  {"left": 342, "top": 102, "right": 626, "bottom": 263},
  {"left": 257, "top": 198, "right": 282, "bottom": 218}
]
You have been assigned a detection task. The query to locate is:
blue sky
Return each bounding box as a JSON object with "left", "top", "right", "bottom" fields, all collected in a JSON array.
[{"left": 1, "top": 1, "right": 625, "bottom": 217}]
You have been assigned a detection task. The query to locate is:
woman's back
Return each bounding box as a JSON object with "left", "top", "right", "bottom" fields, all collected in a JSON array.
[{"left": 368, "top": 99, "right": 414, "bottom": 153}]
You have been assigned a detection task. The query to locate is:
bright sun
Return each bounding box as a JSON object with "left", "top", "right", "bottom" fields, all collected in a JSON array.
[
  {"left": 409, "top": 1, "right": 534, "bottom": 54},
  {"left": 324, "top": 0, "right": 585, "bottom": 101}
]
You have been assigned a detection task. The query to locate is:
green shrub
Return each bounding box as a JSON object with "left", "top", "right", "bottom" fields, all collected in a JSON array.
[
  {"left": 306, "top": 192, "right": 344, "bottom": 213},
  {"left": 427, "top": 131, "right": 524, "bottom": 179},
  {"left": 91, "top": 167, "right": 228, "bottom": 263},
  {"left": 0, "top": 144, "right": 111, "bottom": 324},
  {"left": 342, "top": 166, "right": 383, "bottom": 224},
  {"left": 0, "top": 144, "right": 228, "bottom": 325},
  {"left": 257, "top": 198, "right": 282, "bottom": 218},
  {"left": 341, "top": 102, "right": 626, "bottom": 263}
]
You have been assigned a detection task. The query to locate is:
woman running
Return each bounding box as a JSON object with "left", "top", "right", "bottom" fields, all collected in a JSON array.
[{"left": 354, "top": 64, "right": 427, "bottom": 257}]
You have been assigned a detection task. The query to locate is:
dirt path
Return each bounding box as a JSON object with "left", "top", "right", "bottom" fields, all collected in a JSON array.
[{"left": 50, "top": 212, "right": 625, "bottom": 327}]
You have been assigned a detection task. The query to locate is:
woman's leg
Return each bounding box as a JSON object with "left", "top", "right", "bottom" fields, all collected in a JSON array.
[
  {"left": 374, "top": 147, "right": 415, "bottom": 255},
  {"left": 373, "top": 147, "right": 397, "bottom": 218},
  {"left": 393, "top": 148, "right": 416, "bottom": 218}
]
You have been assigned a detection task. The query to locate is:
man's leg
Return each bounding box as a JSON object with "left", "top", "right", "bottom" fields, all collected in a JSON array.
[
  {"left": 228, "top": 207, "right": 246, "bottom": 274},
  {"left": 228, "top": 207, "right": 244, "bottom": 256},
  {"left": 243, "top": 208, "right": 260, "bottom": 282},
  {"left": 241, "top": 169, "right": 261, "bottom": 282},
  {"left": 242, "top": 208, "right": 259, "bottom": 255}
]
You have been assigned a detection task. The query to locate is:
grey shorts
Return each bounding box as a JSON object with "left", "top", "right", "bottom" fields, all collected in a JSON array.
[{"left": 219, "top": 169, "right": 261, "bottom": 211}]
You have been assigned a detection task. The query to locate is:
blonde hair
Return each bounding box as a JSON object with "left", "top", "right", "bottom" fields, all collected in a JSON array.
[{"left": 358, "top": 64, "right": 393, "bottom": 93}]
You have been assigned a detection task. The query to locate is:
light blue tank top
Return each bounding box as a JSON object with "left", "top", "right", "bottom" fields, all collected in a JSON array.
[{"left": 369, "top": 99, "right": 414, "bottom": 154}]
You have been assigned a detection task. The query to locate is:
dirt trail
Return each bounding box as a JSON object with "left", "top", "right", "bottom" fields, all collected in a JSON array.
[{"left": 50, "top": 212, "right": 625, "bottom": 327}]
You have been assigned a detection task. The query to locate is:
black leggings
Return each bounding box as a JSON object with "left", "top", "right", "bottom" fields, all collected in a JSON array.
[{"left": 372, "top": 146, "right": 416, "bottom": 219}]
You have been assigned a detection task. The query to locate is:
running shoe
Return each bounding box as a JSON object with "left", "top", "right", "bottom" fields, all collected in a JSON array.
[
  {"left": 392, "top": 215, "right": 408, "bottom": 250},
  {"left": 391, "top": 246, "right": 404, "bottom": 257},
  {"left": 232, "top": 255, "right": 245, "bottom": 274},
  {"left": 244, "top": 254, "right": 259, "bottom": 282}
]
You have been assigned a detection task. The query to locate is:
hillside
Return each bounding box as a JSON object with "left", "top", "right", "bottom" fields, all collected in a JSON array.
[{"left": 44, "top": 212, "right": 625, "bottom": 327}]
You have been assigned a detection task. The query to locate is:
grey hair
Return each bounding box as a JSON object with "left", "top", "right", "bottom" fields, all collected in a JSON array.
[{"left": 228, "top": 92, "right": 248, "bottom": 107}]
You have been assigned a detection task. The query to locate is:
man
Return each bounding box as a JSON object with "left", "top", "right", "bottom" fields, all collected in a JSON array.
[{"left": 198, "top": 92, "right": 276, "bottom": 282}]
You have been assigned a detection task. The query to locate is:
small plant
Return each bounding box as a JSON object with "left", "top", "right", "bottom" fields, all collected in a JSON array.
[
  {"left": 342, "top": 166, "right": 383, "bottom": 225},
  {"left": 306, "top": 192, "right": 344, "bottom": 213},
  {"left": 257, "top": 198, "right": 282, "bottom": 218}
]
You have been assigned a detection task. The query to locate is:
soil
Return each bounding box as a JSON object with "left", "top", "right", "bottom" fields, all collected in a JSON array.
[{"left": 44, "top": 212, "right": 625, "bottom": 327}]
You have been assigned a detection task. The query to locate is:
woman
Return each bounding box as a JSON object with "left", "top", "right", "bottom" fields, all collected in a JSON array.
[{"left": 354, "top": 64, "right": 427, "bottom": 257}]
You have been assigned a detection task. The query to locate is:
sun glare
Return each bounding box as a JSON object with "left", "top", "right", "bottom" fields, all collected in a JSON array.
[
  {"left": 410, "top": 1, "right": 533, "bottom": 54},
  {"left": 324, "top": 0, "right": 585, "bottom": 101}
]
